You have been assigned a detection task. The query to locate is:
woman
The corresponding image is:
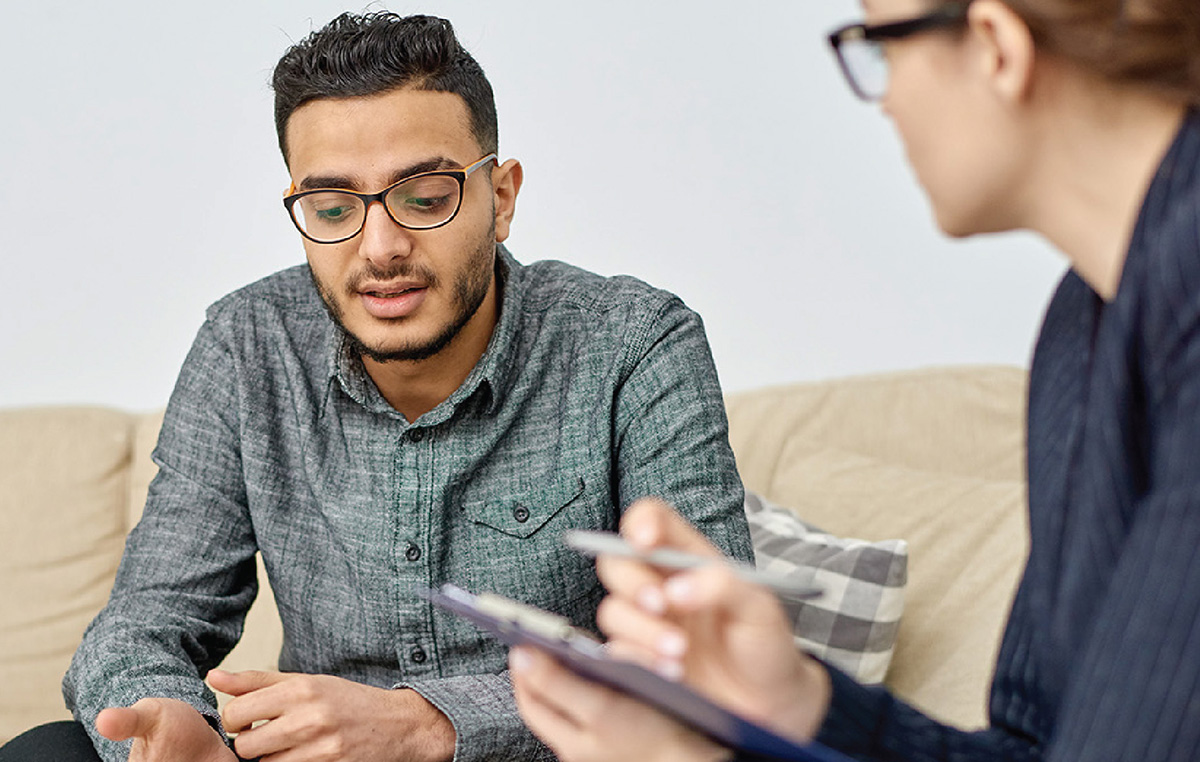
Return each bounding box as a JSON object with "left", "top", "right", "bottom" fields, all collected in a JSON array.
[{"left": 509, "top": 0, "right": 1200, "bottom": 760}]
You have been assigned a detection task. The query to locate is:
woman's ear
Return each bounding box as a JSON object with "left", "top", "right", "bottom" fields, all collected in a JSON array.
[{"left": 967, "top": 0, "right": 1037, "bottom": 104}]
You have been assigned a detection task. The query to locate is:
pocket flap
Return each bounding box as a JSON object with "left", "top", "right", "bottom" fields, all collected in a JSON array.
[{"left": 464, "top": 475, "right": 586, "bottom": 539}]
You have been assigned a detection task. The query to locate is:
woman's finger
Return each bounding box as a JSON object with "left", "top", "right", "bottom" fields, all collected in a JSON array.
[
  {"left": 620, "top": 498, "right": 725, "bottom": 557},
  {"left": 509, "top": 647, "right": 618, "bottom": 727},
  {"left": 597, "top": 596, "right": 687, "bottom": 670},
  {"left": 662, "top": 564, "right": 784, "bottom": 628},
  {"left": 595, "top": 553, "right": 670, "bottom": 607},
  {"left": 511, "top": 650, "right": 585, "bottom": 752}
]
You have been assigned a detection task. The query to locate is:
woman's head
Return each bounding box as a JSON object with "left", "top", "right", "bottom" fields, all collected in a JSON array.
[
  {"left": 983, "top": 0, "right": 1200, "bottom": 106},
  {"left": 831, "top": 0, "right": 1198, "bottom": 238}
]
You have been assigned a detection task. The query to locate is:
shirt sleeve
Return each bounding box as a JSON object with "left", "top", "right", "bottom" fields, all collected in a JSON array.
[
  {"left": 62, "top": 318, "right": 257, "bottom": 762},
  {"left": 399, "top": 671, "right": 557, "bottom": 762},
  {"left": 612, "top": 295, "right": 754, "bottom": 563},
  {"left": 815, "top": 660, "right": 1040, "bottom": 762}
]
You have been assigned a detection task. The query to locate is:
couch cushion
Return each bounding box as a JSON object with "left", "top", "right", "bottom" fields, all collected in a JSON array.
[
  {"left": 770, "top": 443, "right": 1027, "bottom": 729},
  {"left": 726, "top": 366, "right": 1029, "bottom": 729},
  {"left": 0, "top": 407, "right": 134, "bottom": 742},
  {"left": 746, "top": 491, "right": 906, "bottom": 685}
]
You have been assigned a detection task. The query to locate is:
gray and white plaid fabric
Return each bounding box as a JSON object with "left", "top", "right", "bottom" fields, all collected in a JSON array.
[{"left": 745, "top": 491, "right": 907, "bottom": 684}]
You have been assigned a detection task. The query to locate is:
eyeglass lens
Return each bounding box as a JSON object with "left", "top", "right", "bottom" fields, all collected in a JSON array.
[
  {"left": 840, "top": 38, "right": 888, "bottom": 101},
  {"left": 290, "top": 173, "right": 463, "bottom": 242}
]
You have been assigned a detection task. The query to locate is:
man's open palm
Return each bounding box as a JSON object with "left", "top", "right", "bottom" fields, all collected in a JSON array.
[{"left": 96, "top": 698, "right": 236, "bottom": 762}]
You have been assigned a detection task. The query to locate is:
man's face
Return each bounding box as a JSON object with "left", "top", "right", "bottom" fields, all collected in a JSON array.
[{"left": 285, "top": 88, "right": 502, "bottom": 363}]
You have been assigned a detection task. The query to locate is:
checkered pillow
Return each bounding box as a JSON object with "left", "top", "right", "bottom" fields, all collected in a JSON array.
[{"left": 745, "top": 491, "right": 907, "bottom": 684}]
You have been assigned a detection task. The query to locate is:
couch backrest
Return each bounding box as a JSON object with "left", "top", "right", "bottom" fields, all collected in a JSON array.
[
  {"left": 0, "top": 364, "right": 1030, "bottom": 743},
  {"left": 0, "top": 406, "right": 283, "bottom": 744},
  {"left": 726, "top": 365, "right": 1030, "bottom": 729},
  {"left": 0, "top": 407, "right": 134, "bottom": 741}
]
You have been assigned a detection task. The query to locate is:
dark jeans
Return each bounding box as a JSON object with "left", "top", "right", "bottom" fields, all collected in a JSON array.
[
  {"left": 0, "top": 721, "right": 101, "bottom": 762},
  {"left": 0, "top": 719, "right": 258, "bottom": 762}
]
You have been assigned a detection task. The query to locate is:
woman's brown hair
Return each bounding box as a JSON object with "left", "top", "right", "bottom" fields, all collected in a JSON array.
[{"left": 985, "top": 0, "right": 1200, "bottom": 104}]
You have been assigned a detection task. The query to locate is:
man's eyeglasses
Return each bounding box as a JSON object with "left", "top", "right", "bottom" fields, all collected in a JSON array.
[
  {"left": 827, "top": 2, "right": 971, "bottom": 102},
  {"left": 283, "top": 153, "right": 498, "bottom": 244}
]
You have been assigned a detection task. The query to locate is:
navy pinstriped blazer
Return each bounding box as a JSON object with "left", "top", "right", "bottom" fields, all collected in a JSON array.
[{"left": 813, "top": 111, "right": 1200, "bottom": 761}]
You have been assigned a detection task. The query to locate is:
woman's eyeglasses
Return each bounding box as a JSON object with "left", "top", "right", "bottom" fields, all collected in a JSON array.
[{"left": 827, "top": 3, "right": 971, "bottom": 101}]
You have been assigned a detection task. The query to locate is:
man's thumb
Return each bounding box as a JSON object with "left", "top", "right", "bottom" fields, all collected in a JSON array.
[{"left": 95, "top": 702, "right": 157, "bottom": 742}]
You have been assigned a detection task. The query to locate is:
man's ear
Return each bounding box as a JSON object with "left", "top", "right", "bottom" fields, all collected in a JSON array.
[
  {"left": 491, "top": 158, "right": 523, "bottom": 243},
  {"left": 967, "top": 0, "right": 1036, "bottom": 104}
]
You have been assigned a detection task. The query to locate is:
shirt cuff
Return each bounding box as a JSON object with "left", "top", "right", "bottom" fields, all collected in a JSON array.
[
  {"left": 399, "top": 672, "right": 555, "bottom": 762},
  {"left": 70, "top": 677, "right": 226, "bottom": 762}
]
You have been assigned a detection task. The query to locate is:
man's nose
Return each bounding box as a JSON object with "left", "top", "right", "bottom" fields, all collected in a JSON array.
[{"left": 357, "top": 200, "right": 414, "bottom": 267}]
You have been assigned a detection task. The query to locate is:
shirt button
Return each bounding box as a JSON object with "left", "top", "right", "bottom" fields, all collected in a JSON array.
[
  {"left": 410, "top": 646, "right": 427, "bottom": 664},
  {"left": 513, "top": 506, "right": 530, "bottom": 523},
  {"left": 408, "top": 428, "right": 425, "bottom": 442},
  {"left": 405, "top": 543, "right": 421, "bottom": 562}
]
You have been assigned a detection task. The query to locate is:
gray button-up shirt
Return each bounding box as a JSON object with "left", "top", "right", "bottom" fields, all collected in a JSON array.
[{"left": 64, "top": 246, "right": 751, "bottom": 761}]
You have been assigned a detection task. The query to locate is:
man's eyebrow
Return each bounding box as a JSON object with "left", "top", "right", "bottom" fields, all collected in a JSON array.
[
  {"left": 298, "top": 175, "right": 356, "bottom": 192},
  {"left": 298, "top": 157, "right": 461, "bottom": 192},
  {"left": 385, "top": 157, "right": 459, "bottom": 186}
]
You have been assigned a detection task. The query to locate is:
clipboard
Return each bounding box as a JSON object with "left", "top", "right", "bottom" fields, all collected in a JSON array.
[{"left": 417, "top": 584, "right": 853, "bottom": 762}]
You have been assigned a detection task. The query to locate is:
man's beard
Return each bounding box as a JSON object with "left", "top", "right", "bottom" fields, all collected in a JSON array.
[{"left": 311, "top": 237, "right": 496, "bottom": 364}]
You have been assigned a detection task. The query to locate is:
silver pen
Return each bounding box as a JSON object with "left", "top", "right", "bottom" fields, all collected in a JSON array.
[{"left": 564, "top": 529, "right": 823, "bottom": 600}]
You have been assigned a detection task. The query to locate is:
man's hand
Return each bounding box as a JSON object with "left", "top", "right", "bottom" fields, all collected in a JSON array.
[
  {"left": 95, "top": 698, "right": 236, "bottom": 762},
  {"left": 209, "top": 669, "right": 456, "bottom": 762}
]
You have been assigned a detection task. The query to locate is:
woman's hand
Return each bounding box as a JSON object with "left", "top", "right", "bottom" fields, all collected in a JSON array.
[
  {"left": 594, "top": 498, "right": 832, "bottom": 743},
  {"left": 509, "top": 498, "right": 833, "bottom": 762},
  {"left": 509, "top": 646, "right": 732, "bottom": 762}
]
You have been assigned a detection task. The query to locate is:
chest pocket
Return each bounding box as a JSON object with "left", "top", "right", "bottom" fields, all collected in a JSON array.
[
  {"left": 461, "top": 475, "right": 606, "bottom": 620},
  {"left": 465, "top": 475, "right": 587, "bottom": 538}
]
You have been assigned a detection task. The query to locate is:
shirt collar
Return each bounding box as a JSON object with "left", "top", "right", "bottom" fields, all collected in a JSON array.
[{"left": 320, "top": 244, "right": 526, "bottom": 422}]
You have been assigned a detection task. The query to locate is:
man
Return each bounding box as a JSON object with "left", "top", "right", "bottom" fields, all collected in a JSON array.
[{"left": 3, "top": 12, "right": 750, "bottom": 762}]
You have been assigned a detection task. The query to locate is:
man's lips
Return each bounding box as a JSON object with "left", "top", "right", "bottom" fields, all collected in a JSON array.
[
  {"left": 356, "top": 283, "right": 429, "bottom": 319},
  {"left": 357, "top": 279, "right": 427, "bottom": 295},
  {"left": 363, "top": 286, "right": 422, "bottom": 297}
]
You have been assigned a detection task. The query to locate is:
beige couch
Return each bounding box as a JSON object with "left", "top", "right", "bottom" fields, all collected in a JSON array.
[{"left": 0, "top": 364, "right": 1029, "bottom": 744}]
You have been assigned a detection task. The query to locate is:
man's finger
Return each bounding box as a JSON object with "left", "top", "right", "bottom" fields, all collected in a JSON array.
[
  {"left": 207, "top": 668, "right": 287, "bottom": 697},
  {"left": 217, "top": 671, "right": 294, "bottom": 735}
]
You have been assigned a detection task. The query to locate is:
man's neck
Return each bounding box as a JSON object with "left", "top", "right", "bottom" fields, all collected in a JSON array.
[{"left": 362, "top": 283, "right": 500, "bottom": 423}]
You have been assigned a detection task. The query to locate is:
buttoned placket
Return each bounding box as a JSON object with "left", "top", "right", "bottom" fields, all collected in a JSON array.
[{"left": 394, "top": 423, "right": 437, "bottom": 678}]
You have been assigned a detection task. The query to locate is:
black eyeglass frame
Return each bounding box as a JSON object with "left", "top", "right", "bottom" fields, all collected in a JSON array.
[
  {"left": 282, "top": 152, "right": 498, "bottom": 244},
  {"left": 827, "top": 2, "right": 972, "bottom": 101}
]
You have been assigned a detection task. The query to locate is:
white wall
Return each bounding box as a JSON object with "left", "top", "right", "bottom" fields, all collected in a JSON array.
[{"left": 0, "top": 1, "right": 1066, "bottom": 411}]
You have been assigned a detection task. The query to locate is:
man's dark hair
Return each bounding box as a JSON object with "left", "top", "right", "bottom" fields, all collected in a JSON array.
[{"left": 271, "top": 12, "right": 498, "bottom": 164}]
